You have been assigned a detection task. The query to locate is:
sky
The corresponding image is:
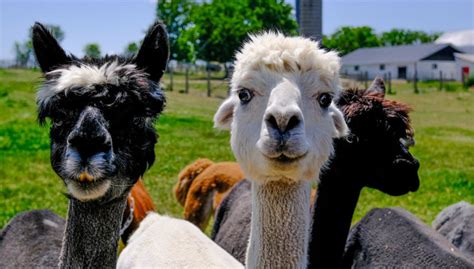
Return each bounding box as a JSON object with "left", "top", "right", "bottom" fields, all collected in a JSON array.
[{"left": 0, "top": 0, "right": 473, "bottom": 60}]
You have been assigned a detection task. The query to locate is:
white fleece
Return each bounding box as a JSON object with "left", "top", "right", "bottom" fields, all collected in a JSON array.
[{"left": 117, "top": 213, "right": 244, "bottom": 269}]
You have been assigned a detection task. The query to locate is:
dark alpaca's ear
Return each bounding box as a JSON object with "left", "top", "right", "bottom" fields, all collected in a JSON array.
[
  {"left": 32, "top": 22, "right": 69, "bottom": 73},
  {"left": 367, "top": 77, "right": 386, "bottom": 97},
  {"left": 135, "top": 21, "right": 169, "bottom": 83}
]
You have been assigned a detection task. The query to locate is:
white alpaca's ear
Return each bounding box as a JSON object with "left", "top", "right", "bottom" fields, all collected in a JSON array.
[
  {"left": 329, "top": 104, "right": 349, "bottom": 138},
  {"left": 214, "top": 97, "right": 237, "bottom": 130}
]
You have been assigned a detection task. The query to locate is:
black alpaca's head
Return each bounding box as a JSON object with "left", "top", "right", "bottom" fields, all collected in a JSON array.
[
  {"left": 331, "top": 78, "right": 420, "bottom": 195},
  {"left": 32, "top": 22, "right": 169, "bottom": 202}
]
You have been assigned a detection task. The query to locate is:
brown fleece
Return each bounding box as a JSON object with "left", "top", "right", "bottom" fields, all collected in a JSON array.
[
  {"left": 183, "top": 162, "right": 245, "bottom": 230},
  {"left": 174, "top": 159, "right": 215, "bottom": 206},
  {"left": 121, "top": 179, "right": 156, "bottom": 244}
]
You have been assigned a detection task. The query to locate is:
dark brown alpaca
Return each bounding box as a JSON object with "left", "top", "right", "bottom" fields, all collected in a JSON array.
[{"left": 308, "top": 77, "right": 419, "bottom": 268}]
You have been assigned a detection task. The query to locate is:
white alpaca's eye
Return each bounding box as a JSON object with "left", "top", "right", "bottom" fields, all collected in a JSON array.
[
  {"left": 318, "top": 93, "right": 332, "bottom": 109},
  {"left": 238, "top": 88, "right": 253, "bottom": 104}
]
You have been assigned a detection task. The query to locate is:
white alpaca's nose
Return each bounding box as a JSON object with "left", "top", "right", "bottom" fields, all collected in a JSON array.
[{"left": 264, "top": 110, "right": 302, "bottom": 134}]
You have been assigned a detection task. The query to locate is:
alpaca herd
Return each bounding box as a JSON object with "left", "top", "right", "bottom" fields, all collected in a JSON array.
[{"left": 0, "top": 21, "right": 473, "bottom": 268}]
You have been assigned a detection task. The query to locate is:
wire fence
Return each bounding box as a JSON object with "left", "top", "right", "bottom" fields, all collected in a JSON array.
[{"left": 162, "top": 64, "right": 231, "bottom": 98}]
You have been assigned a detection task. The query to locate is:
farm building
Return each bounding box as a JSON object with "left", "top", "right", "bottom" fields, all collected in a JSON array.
[
  {"left": 435, "top": 29, "right": 474, "bottom": 81},
  {"left": 341, "top": 43, "right": 463, "bottom": 81},
  {"left": 454, "top": 53, "right": 474, "bottom": 81}
]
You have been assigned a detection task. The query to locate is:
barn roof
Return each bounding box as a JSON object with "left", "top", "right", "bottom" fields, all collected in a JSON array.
[
  {"left": 458, "top": 46, "right": 474, "bottom": 54},
  {"left": 454, "top": 53, "right": 474, "bottom": 64},
  {"left": 342, "top": 43, "right": 456, "bottom": 65}
]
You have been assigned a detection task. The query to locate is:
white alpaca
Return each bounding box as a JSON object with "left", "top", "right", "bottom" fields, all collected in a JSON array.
[
  {"left": 117, "top": 213, "right": 243, "bottom": 268},
  {"left": 213, "top": 32, "right": 347, "bottom": 268}
]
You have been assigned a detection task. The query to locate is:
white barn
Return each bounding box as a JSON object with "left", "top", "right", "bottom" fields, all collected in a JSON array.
[
  {"left": 454, "top": 53, "right": 474, "bottom": 81},
  {"left": 435, "top": 29, "right": 474, "bottom": 81},
  {"left": 341, "top": 44, "right": 463, "bottom": 81}
]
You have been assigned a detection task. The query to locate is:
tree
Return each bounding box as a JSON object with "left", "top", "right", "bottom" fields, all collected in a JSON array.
[
  {"left": 381, "top": 29, "right": 441, "bottom": 46},
  {"left": 323, "top": 26, "right": 381, "bottom": 56},
  {"left": 185, "top": 0, "right": 298, "bottom": 75},
  {"left": 45, "top": 25, "right": 65, "bottom": 43},
  {"left": 84, "top": 43, "right": 101, "bottom": 59},
  {"left": 14, "top": 40, "right": 32, "bottom": 67},
  {"left": 124, "top": 42, "right": 139, "bottom": 57},
  {"left": 157, "top": 0, "right": 195, "bottom": 62}
]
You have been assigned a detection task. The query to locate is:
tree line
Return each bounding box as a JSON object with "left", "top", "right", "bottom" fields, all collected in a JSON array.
[
  {"left": 12, "top": 0, "right": 441, "bottom": 67},
  {"left": 323, "top": 26, "right": 441, "bottom": 56}
]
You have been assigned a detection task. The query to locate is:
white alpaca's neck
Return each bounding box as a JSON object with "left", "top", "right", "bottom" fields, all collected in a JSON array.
[{"left": 246, "top": 179, "right": 312, "bottom": 269}]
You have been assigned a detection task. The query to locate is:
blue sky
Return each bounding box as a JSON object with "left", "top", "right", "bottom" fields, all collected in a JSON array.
[{"left": 1, "top": 0, "right": 473, "bottom": 60}]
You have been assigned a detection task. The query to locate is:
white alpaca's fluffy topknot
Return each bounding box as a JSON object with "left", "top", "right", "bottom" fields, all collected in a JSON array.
[{"left": 233, "top": 32, "right": 341, "bottom": 90}]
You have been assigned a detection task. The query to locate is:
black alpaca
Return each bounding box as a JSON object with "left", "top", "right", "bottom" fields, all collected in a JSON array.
[
  {"left": 341, "top": 207, "right": 474, "bottom": 268},
  {"left": 307, "top": 78, "right": 419, "bottom": 268},
  {"left": 0, "top": 22, "right": 168, "bottom": 268},
  {"left": 211, "top": 78, "right": 420, "bottom": 265}
]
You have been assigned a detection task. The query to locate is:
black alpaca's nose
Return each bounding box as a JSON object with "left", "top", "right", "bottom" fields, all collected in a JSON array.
[
  {"left": 67, "top": 107, "right": 112, "bottom": 160},
  {"left": 68, "top": 132, "right": 112, "bottom": 160},
  {"left": 265, "top": 114, "right": 301, "bottom": 134}
]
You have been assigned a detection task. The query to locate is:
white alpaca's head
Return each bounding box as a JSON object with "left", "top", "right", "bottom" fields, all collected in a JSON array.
[{"left": 214, "top": 32, "right": 348, "bottom": 183}]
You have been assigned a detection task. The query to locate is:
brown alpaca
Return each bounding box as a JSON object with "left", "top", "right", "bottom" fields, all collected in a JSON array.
[
  {"left": 174, "top": 158, "right": 215, "bottom": 206},
  {"left": 121, "top": 179, "right": 156, "bottom": 243},
  {"left": 175, "top": 159, "right": 317, "bottom": 230},
  {"left": 174, "top": 159, "right": 245, "bottom": 230}
]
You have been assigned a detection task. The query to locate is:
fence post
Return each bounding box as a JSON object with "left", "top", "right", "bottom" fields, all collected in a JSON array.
[
  {"left": 169, "top": 67, "right": 174, "bottom": 92},
  {"left": 364, "top": 71, "right": 368, "bottom": 89},
  {"left": 413, "top": 64, "right": 419, "bottom": 94},
  {"left": 388, "top": 72, "right": 392, "bottom": 94},
  {"left": 439, "top": 70, "right": 443, "bottom": 91},
  {"left": 462, "top": 72, "right": 466, "bottom": 88},
  {"left": 185, "top": 67, "right": 189, "bottom": 94},
  {"left": 207, "top": 70, "right": 211, "bottom": 97}
]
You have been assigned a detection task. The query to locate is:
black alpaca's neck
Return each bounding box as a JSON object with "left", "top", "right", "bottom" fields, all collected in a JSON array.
[
  {"left": 308, "top": 168, "right": 362, "bottom": 269},
  {"left": 59, "top": 195, "right": 127, "bottom": 269}
]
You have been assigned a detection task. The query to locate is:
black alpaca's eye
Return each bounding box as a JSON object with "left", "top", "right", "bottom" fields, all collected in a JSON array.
[
  {"left": 318, "top": 93, "right": 332, "bottom": 109},
  {"left": 238, "top": 88, "right": 253, "bottom": 104},
  {"left": 52, "top": 119, "right": 63, "bottom": 127}
]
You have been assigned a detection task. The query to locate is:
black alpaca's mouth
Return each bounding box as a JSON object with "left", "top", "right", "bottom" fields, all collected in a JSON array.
[
  {"left": 65, "top": 178, "right": 112, "bottom": 201},
  {"left": 386, "top": 158, "right": 420, "bottom": 195},
  {"left": 62, "top": 147, "right": 116, "bottom": 183}
]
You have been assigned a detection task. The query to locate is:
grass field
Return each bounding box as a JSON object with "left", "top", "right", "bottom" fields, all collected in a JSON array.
[{"left": 0, "top": 68, "right": 473, "bottom": 229}]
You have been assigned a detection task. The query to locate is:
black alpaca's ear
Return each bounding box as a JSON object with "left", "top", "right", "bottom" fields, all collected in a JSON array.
[
  {"left": 367, "top": 77, "right": 386, "bottom": 97},
  {"left": 32, "top": 22, "right": 69, "bottom": 73},
  {"left": 135, "top": 21, "right": 169, "bottom": 83}
]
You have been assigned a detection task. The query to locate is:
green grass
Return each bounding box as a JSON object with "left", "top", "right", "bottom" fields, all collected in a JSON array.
[{"left": 0, "top": 69, "right": 473, "bottom": 229}]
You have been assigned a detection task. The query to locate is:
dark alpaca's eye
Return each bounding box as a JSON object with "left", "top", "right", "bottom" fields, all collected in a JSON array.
[
  {"left": 318, "top": 93, "right": 332, "bottom": 109},
  {"left": 238, "top": 88, "right": 253, "bottom": 104},
  {"left": 52, "top": 119, "right": 63, "bottom": 127}
]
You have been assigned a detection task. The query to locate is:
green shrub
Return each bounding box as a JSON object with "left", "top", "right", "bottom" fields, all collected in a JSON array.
[
  {"left": 465, "top": 76, "right": 474, "bottom": 88},
  {"left": 444, "top": 83, "right": 459, "bottom": 92}
]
